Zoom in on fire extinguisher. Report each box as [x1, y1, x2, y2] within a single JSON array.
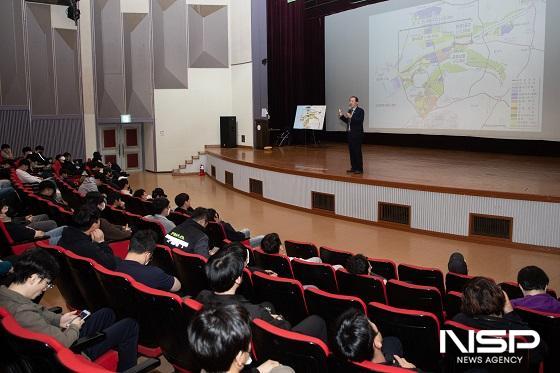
[[199, 164, 205, 176]]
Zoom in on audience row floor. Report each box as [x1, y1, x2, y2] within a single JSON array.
[[41, 171, 560, 372]]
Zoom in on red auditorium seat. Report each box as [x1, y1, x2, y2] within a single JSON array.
[[444, 291, 463, 320], [284, 240, 319, 259], [291, 258, 338, 293], [168, 211, 189, 225], [37, 242, 87, 310], [150, 244, 176, 276], [443, 320, 530, 373], [368, 257, 398, 280], [253, 249, 294, 278], [336, 268, 387, 304], [445, 272, 473, 293], [251, 318, 329, 373], [121, 195, 152, 216], [131, 282, 202, 373], [102, 205, 130, 226], [0, 308, 119, 372], [514, 306, 560, 373], [319, 245, 353, 266], [499, 281, 524, 300], [0, 220, 48, 256], [171, 248, 208, 297], [386, 279, 445, 322], [397, 263, 445, 294], [93, 264, 161, 358], [252, 271, 308, 325], [238, 268, 255, 301], [304, 287, 366, 327], [367, 302, 441, 372], [64, 250, 109, 311], [328, 356, 415, 372], [107, 240, 130, 259]]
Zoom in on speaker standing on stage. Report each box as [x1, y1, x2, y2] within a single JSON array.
[[339, 96, 364, 174]]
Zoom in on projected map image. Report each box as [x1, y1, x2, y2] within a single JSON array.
[[370, 0, 546, 131], [294, 105, 327, 130]]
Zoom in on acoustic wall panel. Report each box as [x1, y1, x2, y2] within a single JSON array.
[[53, 29, 81, 114], [123, 12, 153, 119], [93, 0, 125, 120], [188, 5, 229, 68], [26, 3, 56, 115], [0, 108, 31, 154], [152, 0, 188, 89], [30, 117, 85, 157], [0, 0, 27, 106]]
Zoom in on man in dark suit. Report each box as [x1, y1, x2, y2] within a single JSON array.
[[339, 96, 364, 174]]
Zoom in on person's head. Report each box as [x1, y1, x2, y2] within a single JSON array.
[[85, 191, 106, 211], [349, 96, 359, 108], [22, 147, 32, 156], [461, 277, 505, 317], [448, 252, 468, 275], [188, 304, 252, 373], [18, 158, 31, 170], [151, 187, 167, 199], [216, 242, 250, 267], [260, 233, 282, 254], [133, 188, 148, 200], [174, 192, 191, 210], [205, 247, 245, 293], [117, 178, 129, 191], [0, 199, 10, 217], [103, 167, 113, 177], [191, 207, 208, 227], [55, 154, 65, 162], [107, 192, 125, 209], [35, 145, 44, 154], [93, 151, 102, 160], [1, 144, 11, 151], [38, 180, 57, 197], [152, 197, 171, 216], [63, 152, 71, 160], [346, 254, 371, 276], [127, 230, 157, 265], [6, 248, 59, 299], [206, 208, 220, 223], [333, 309, 382, 362], [73, 205, 101, 233], [517, 266, 549, 295]]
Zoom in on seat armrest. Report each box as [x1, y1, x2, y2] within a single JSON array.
[[70, 332, 105, 353], [122, 358, 161, 373]]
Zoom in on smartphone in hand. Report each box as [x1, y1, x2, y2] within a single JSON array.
[[78, 310, 91, 321]]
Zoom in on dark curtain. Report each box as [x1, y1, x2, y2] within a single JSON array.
[[266, 0, 305, 130]]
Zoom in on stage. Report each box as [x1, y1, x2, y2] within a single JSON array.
[[204, 144, 560, 250]]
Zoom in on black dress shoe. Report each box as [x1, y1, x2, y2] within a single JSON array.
[[346, 169, 355, 173], [353, 170, 363, 174]]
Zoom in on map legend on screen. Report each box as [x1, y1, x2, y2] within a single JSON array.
[[510, 78, 540, 129]]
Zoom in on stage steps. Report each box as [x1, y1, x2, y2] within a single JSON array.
[[172, 151, 207, 176]]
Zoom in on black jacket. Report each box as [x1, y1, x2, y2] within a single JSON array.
[[339, 106, 365, 133], [58, 226, 118, 270], [222, 221, 246, 242], [196, 290, 291, 330], [165, 219, 209, 257]]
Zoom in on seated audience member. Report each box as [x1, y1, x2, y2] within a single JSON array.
[[0, 200, 57, 232], [188, 304, 291, 373], [165, 207, 212, 257], [151, 187, 167, 199], [346, 254, 373, 276], [61, 152, 80, 175], [207, 208, 264, 248], [21, 146, 34, 161], [102, 168, 120, 189], [89, 151, 105, 169], [30, 145, 50, 167], [448, 252, 468, 275], [0, 201, 64, 245], [37, 180, 72, 211], [453, 277, 545, 364], [78, 172, 101, 196], [107, 192, 126, 210], [118, 179, 132, 196], [133, 188, 151, 201], [58, 206, 118, 270], [15, 159, 42, 184], [511, 266, 560, 313], [144, 197, 176, 234], [1, 144, 14, 161], [0, 248, 139, 371], [116, 230, 181, 292], [196, 247, 328, 343], [174, 192, 194, 215], [52, 154, 64, 175], [85, 192, 131, 241], [260, 233, 321, 263], [333, 309, 416, 369]]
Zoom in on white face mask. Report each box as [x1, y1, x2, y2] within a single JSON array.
[[59, 156, 65, 161]]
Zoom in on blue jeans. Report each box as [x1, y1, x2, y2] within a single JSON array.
[[47, 226, 66, 245]]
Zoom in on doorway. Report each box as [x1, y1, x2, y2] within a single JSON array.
[[98, 124, 143, 172]]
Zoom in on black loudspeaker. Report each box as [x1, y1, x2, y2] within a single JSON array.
[[220, 116, 237, 148], [254, 119, 269, 149]]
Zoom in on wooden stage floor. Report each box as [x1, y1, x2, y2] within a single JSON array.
[[207, 144, 560, 201]]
